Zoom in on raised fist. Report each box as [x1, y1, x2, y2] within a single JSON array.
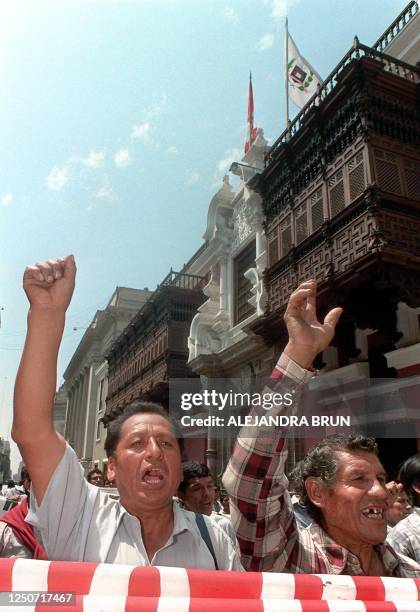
[[23, 255, 76, 312]]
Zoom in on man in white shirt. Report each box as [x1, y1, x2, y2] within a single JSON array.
[[13, 255, 242, 571]]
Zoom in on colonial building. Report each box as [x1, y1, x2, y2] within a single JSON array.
[[188, 1, 420, 478], [97, 2, 418, 481], [186, 131, 279, 477], [104, 268, 207, 460], [63, 286, 151, 472], [248, 1, 420, 477]]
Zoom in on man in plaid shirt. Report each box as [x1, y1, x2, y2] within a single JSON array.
[[223, 280, 420, 577]]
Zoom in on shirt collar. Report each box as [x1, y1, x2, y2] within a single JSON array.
[[172, 503, 205, 547], [116, 498, 201, 543], [308, 522, 400, 575]]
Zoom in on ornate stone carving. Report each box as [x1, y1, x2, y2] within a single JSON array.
[[244, 267, 267, 316], [231, 199, 254, 251], [188, 267, 225, 362]]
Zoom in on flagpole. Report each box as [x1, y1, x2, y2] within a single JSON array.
[[249, 70, 253, 140], [285, 17, 289, 131]]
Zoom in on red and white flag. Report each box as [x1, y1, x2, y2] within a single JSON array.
[[244, 72, 258, 154]]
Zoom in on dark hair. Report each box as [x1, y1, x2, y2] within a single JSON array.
[[288, 460, 304, 495], [20, 466, 30, 484], [178, 461, 211, 493], [293, 434, 379, 524], [7, 480, 15, 488], [398, 453, 420, 507], [104, 400, 185, 459], [87, 468, 104, 483]]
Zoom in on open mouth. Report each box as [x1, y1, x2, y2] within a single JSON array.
[[361, 507, 384, 520], [142, 467, 164, 485]]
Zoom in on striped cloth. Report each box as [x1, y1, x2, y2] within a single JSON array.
[[0, 559, 419, 611]]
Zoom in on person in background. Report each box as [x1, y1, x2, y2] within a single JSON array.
[[213, 486, 222, 513], [178, 461, 238, 546], [386, 482, 412, 529], [86, 468, 105, 487], [178, 462, 217, 517], [387, 453, 420, 563], [219, 492, 230, 517], [3, 480, 21, 511], [0, 467, 47, 559]]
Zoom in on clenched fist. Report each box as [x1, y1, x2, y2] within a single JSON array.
[[23, 255, 76, 312]]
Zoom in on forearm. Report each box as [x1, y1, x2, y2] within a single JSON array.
[[223, 354, 311, 570], [223, 434, 293, 572], [13, 307, 65, 443]]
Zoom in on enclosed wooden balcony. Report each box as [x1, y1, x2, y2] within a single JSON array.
[[105, 270, 206, 420], [248, 40, 419, 350]]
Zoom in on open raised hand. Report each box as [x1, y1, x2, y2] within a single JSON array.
[[23, 255, 76, 312], [284, 279, 342, 369]]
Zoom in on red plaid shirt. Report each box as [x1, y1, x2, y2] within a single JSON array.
[[223, 354, 420, 578]]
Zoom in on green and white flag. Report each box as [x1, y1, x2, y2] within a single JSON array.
[[287, 32, 322, 109]]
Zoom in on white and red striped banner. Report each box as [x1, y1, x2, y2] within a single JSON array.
[[0, 559, 419, 611]]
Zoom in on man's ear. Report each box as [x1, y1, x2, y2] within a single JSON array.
[[177, 489, 186, 503], [107, 456, 116, 482], [412, 482, 420, 495], [305, 477, 328, 510]]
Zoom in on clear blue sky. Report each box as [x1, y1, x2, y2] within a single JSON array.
[[0, 0, 409, 471]]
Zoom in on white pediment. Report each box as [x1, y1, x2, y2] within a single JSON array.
[[203, 175, 235, 242]]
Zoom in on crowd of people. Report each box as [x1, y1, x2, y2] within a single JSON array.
[[3, 255, 419, 578]]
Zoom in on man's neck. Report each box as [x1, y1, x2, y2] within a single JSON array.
[[136, 503, 175, 561], [323, 524, 384, 575]]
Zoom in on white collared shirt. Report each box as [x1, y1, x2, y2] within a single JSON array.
[[26, 445, 243, 570]]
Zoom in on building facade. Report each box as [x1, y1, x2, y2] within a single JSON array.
[[104, 269, 207, 461], [63, 287, 151, 472], [187, 1, 420, 478], [248, 2, 420, 477], [95, 3, 419, 481], [186, 131, 282, 478]]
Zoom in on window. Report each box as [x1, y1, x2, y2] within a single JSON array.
[[295, 204, 308, 244], [96, 417, 102, 442], [234, 240, 256, 325], [310, 187, 324, 231], [280, 218, 292, 256]]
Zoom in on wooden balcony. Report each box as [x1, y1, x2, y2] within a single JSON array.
[[105, 271, 206, 419], [247, 42, 419, 354]]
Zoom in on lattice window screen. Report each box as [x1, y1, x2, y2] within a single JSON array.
[[311, 187, 324, 230], [403, 158, 420, 201], [295, 203, 308, 244], [268, 229, 279, 266], [348, 151, 366, 202], [280, 219, 292, 257], [329, 170, 345, 217], [374, 148, 402, 195]]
